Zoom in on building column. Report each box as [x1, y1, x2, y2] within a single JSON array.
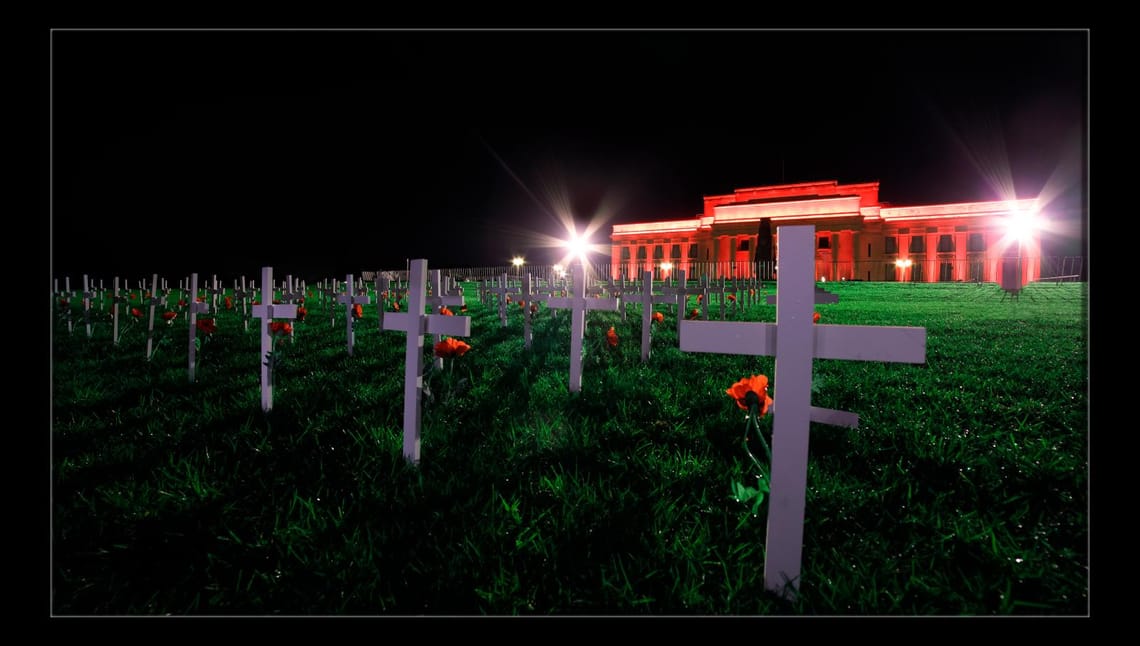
[[838, 230, 854, 280], [953, 231, 968, 281], [925, 231, 939, 283]]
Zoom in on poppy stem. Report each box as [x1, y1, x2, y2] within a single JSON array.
[[743, 404, 772, 476]]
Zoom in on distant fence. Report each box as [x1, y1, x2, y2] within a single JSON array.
[[366, 256, 1087, 285]]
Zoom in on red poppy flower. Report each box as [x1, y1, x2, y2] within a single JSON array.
[[530, 303, 538, 314], [196, 296, 206, 303], [196, 318, 217, 335], [130, 293, 138, 300], [253, 300, 261, 306], [58, 298, 69, 307], [813, 311, 821, 324], [162, 311, 178, 322], [726, 374, 773, 416], [727, 293, 736, 302], [688, 308, 700, 320], [392, 301, 401, 312], [308, 290, 314, 298], [131, 307, 142, 319], [440, 306, 454, 316], [505, 295, 512, 304], [273, 299, 282, 305], [177, 299, 186, 307], [297, 306, 307, 321], [224, 296, 234, 310], [652, 311, 664, 324], [433, 337, 471, 358], [269, 321, 293, 336], [749, 288, 756, 296], [519, 300, 526, 309], [697, 294, 703, 303], [380, 291, 389, 299], [606, 326, 618, 348], [297, 297, 304, 305], [460, 304, 468, 313], [353, 303, 363, 319]]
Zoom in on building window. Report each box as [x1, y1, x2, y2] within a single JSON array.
[[653, 245, 664, 259], [818, 236, 830, 250], [967, 233, 986, 252], [885, 236, 898, 254], [671, 244, 682, 258], [738, 239, 750, 251], [911, 262, 924, 282], [909, 237, 925, 253], [636, 247, 647, 260], [939, 262, 954, 282], [620, 247, 631, 260], [884, 263, 896, 282], [689, 244, 699, 259], [867, 243, 872, 258], [937, 235, 954, 253], [969, 261, 984, 282]]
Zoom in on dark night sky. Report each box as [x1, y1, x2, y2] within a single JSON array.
[[49, 29, 1088, 282]]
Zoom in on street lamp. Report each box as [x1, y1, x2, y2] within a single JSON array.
[[512, 256, 525, 277]]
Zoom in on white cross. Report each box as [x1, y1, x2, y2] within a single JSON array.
[[679, 225, 927, 600], [251, 266, 299, 412], [81, 274, 96, 338], [336, 274, 371, 356], [63, 276, 74, 334], [111, 277, 124, 346], [766, 286, 838, 306], [426, 269, 466, 370], [382, 259, 472, 464], [487, 274, 520, 328], [144, 274, 167, 361], [602, 276, 631, 322], [187, 273, 212, 383], [628, 270, 678, 363], [663, 269, 708, 335], [374, 273, 393, 333], [544, 263, 620, 392]]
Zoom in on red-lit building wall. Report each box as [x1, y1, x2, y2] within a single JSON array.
[[610, 180, 1041, 285]]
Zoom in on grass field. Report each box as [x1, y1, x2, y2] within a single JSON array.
[[50, 279, 1088, 615]]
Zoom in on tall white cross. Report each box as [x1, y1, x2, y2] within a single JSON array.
[[250, 267, 299, 412], [382, 259, 472, 464], [544, 263, 620, 392], [679, 225, 927, 600], [337, 274, 371, 357], [187, 273, 212, 383]]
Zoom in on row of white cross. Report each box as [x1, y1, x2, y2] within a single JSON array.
[[54, 225, 926, 599]]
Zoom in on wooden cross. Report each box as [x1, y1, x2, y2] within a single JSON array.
[[382, 259, 472, 464], [187, 273, 212, 383], [426, 269, 466, 370], [250, 266, 299, 412], [544, 263, 620, 392], [336, 274, 371, 357], [602, 276, 631, 322], [679, 225, 927, 600]]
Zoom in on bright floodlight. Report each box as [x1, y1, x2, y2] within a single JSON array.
[[660, 261, 673, 271], [552, 264, 563, 274], [1005, 209, 1038, 244], [512, 256, 525, 267], [894, 258, 912, 268], [565, 235, 588, 259]]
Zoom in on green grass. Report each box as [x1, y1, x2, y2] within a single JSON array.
[[51, 280, 1088, 615]]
